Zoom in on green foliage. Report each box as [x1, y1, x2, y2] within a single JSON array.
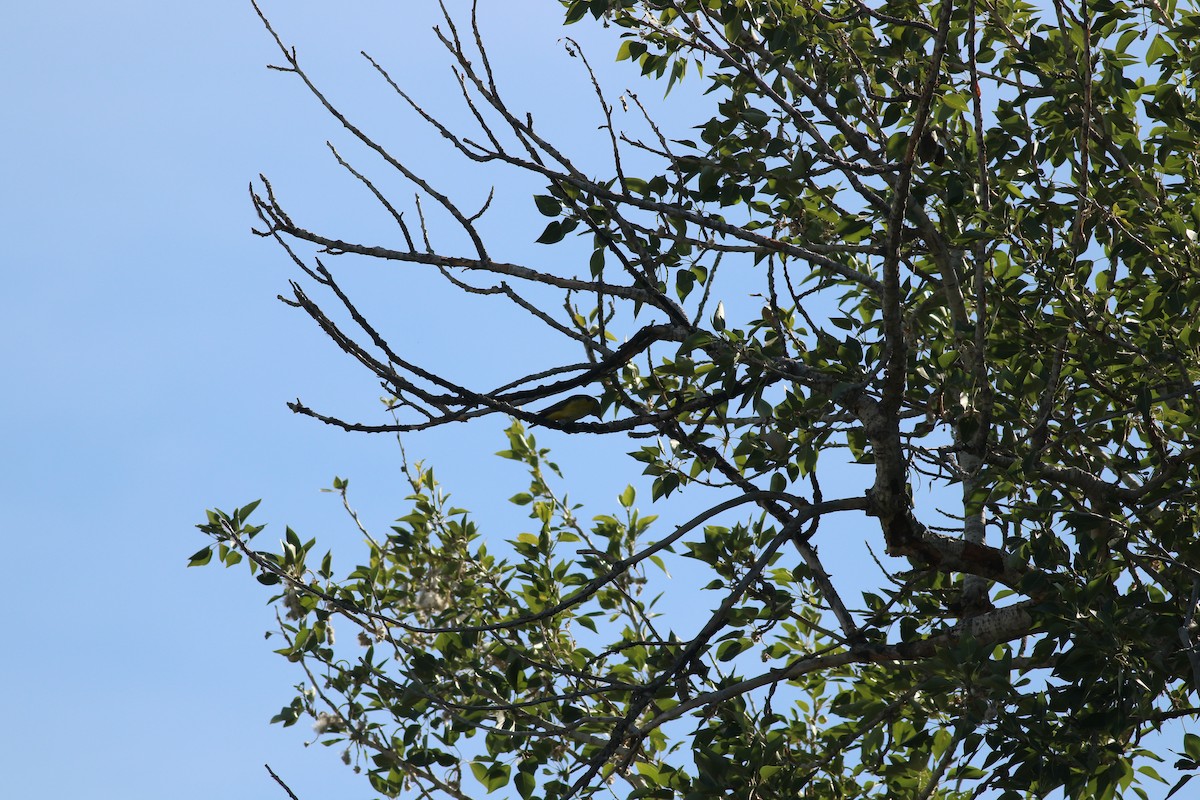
[[202, 0, 1200, 798]]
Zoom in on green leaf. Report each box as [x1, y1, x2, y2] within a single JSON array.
[[470, 762, 511, 793], [943, 92, 970, 113], [1167, 774, 1195, 799], [1184, 733, 1200, 760], [675, 268, 695, 300], [616, 40, 647, 62], [1146, 33, 1177, 64], [1138, 765, 1166, 783], [536, 220, 566, 244], [716, 637, 749, 661], [514, 770, 536, 800], [619, 485, 636, 507], [236, 499, 262, 523], [742, 107, 770, 128], [711, 300, 726, 332], [533, 195, 562, 216], [187, 546, 213, 567]]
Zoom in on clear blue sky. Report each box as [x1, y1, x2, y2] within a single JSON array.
[[1, 2, 682, 797]]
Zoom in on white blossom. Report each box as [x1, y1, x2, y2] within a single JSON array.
[[312, 711, 346, 734]]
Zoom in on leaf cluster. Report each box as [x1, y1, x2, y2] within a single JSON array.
[[200, 0, 1200, 797]]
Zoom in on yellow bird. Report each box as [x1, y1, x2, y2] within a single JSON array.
[[537, 394, 601, 423]]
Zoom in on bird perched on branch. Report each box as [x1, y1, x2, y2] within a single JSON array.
[[536, 394, 601, 423]]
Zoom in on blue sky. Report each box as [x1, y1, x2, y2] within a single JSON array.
[[1, 2, 679, 797]]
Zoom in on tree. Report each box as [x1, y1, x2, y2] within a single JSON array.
[[193, 0, 1200, 797]]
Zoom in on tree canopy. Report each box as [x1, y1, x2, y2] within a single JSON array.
[[195, 0, 1200, 797]]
